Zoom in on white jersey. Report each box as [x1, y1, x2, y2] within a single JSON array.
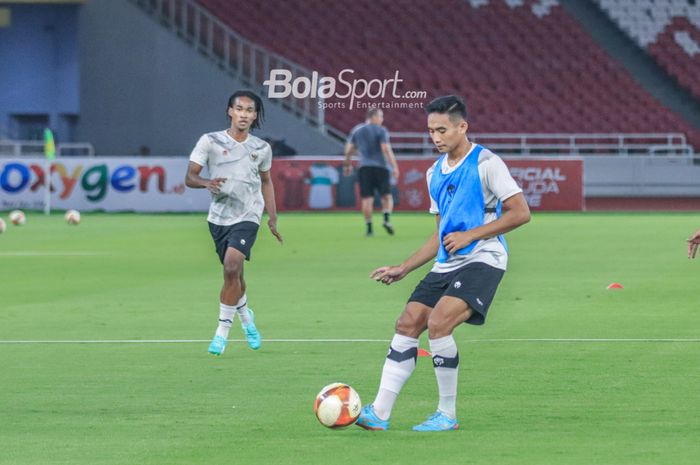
[[427, 144, 522, 273], [308, 163, 339, 209], [189, 130, 272, 226]]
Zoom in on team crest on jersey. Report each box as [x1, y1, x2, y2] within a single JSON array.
[[251, 152, 259, 161]]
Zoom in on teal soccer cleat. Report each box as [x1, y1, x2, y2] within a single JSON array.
[[208, 335, 227, 356], [242, 309, 261, 350], [355, 405, 389, 431], [412, 411, 459, 432]]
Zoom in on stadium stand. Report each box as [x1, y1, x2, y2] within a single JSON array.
[[596, 0, 700, 100], [196, 0, 700, 149]]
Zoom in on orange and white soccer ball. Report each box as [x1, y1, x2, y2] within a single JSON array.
[[65, 209, 81, 225], [314, 383, 361, 428], [9, 210, 25, 226], [0, 218, 6, 234]]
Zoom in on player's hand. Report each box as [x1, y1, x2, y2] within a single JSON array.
[[370, 265, 407, 285], [443, 231, 476, 254], [268, 218, 283, 244], [207, 177, 227, 195], [687, 228, 700, 259], [392, 167, 400, 180], [343, 162, 353, 176]]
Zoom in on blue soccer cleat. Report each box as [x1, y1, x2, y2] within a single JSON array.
[[208, 335, 227, 356], [355, 404, 390, 431], [412, 411, 459, 432], [242, 309, 261, 350]]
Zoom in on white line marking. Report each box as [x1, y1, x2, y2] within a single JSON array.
[[0, 252, 108, 257], [0, 338, 699, 345], [0, 339, 390, 344], [464, 338, 700, 343]]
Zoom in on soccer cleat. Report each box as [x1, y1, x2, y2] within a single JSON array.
[[355, 404, 389, 431], [382, 222, 395, 235], [208, 335, 227, 356], [412, 411, 459, 432], [242, 309, 261, 350]]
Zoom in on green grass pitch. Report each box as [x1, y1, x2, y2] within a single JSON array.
[[1, 211, 699, 465]]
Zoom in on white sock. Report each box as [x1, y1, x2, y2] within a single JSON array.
[[429, 335, 459, 419], [373, 334, 419, 420], [215, 302, 236, 339], [236, 293, 251, 326]]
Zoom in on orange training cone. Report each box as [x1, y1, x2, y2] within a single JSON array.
[[417, 348, 432, 357], [607, 282, 624, 289]]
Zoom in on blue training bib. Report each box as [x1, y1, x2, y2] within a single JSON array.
[[428, 145, 506, 263]]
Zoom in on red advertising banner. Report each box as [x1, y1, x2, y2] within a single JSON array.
[[505, 158, 584, 211], [271, 157, 583, 212]]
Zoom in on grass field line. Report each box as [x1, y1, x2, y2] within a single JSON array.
[[0, 251, 109, 257], [1, 338, 700, 345]]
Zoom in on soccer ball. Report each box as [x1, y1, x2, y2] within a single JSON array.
[[0, 218, 5, 234], [314, 383, 361, 428], [65, 209, 81, 225], [9, 210, 26, 226]]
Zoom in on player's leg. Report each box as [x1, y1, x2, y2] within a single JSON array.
[[357, 272, 447, 430], [236, 270, 250, 325], [220, 246, 246, 306], [226, 221, 261, 350], [357, 167, 375, 236], [379, 168, 394, 235], [235, 268, 261, 350], [374, 302, 430, 415], [356, 302, 430, 430], [209, 246, 246, 355], [208, 222, 261, 355], [414, 263, 505, 431], [361, 197, 373, 235], [412, 296, 470, 431]]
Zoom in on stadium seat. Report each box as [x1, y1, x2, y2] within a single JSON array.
[[597, 0, 700, 102], [196, 0, 700, 148]]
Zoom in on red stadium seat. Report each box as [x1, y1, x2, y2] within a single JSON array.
[[598, 1, 700, 102], [196, 0, 700, 148]]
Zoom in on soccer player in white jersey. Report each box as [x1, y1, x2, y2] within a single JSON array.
[[185, 90, 283, 356], [356, 95, 531, 432]]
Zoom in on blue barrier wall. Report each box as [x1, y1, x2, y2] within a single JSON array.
[[0, 4, 79, 142]]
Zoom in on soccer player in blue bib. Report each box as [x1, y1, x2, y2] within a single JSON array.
[[357, 95, 531, 432]]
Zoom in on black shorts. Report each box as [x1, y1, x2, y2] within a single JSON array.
[[407, 262, 505, 325], [208, 221, 259, 263], [358, 166, 391, 198]]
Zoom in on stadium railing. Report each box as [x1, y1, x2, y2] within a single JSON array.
[[388, 132, 693, 156], [0, 140, 95, 157], [128, 0, 327, 131]]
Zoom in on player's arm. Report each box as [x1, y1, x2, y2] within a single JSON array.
[[343, 142, 356, 175], [185, 161, 227, 194], [688, 228, 700, 259], [443, 193, 530, 254], [260, 169, 283, 243], [371, 215, 441, 285], [381, 142, 400, 179]]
